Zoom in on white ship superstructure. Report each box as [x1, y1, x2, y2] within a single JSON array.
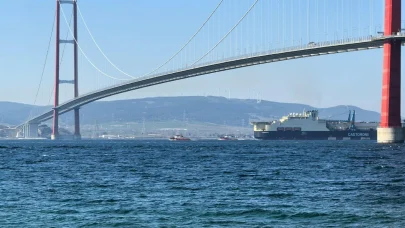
[[254, 110, 328, 131]]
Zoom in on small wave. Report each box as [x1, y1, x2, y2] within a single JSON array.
[[91, 183, 114, 188], [202, 208, 285, 217], [112, 208, 133, 215], [290, 211, 329, 218], [0, 146, 23, 149], [58, 198, 84, 203], [265, 193, 294, 198], [391, 178, 404, 183], [206, 220, 247, 225], [24, 159, 49, 165], [170, 186, 204, 191], [46, 188, 57, 193], [44, 145, 89, 149], [238, 173, 257, 178], [87, 199, 120, 204], [374, 165, 395, 170], [41, 209, 80, 215]]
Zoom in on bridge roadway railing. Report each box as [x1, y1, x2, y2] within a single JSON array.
[[21, 34, 405, 126], [114, 33, 401, 85]]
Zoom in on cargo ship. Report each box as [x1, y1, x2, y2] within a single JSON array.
[[251, 110, 378, 140]]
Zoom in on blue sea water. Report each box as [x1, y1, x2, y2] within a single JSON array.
[[0, 140, 404, 227]]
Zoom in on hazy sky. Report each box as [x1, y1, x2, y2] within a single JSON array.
[[0, 0, 404, 115]]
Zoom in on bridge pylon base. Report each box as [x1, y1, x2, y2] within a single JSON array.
[[73, 134, 81, 140], [24, 123, 39, 139], [51, 134, 59, 140], [377, 127, 404, 143]]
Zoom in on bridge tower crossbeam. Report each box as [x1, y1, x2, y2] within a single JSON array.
[[51, 0, 81, 140], [377, 0, 403, 143]]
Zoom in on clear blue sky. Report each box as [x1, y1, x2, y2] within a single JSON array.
[[0, 0, 404, 115]]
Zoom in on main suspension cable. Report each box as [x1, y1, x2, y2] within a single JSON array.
[[32, 12, 56, 107], [191, 0, 260, 66], [60, 4, 129, 81], [141, 0, 225, 77], [77, 4, 136, 79]]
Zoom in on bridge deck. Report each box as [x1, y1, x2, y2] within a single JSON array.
[[20, 34, 405, 127]]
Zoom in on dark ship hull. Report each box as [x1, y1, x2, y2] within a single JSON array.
[[254, 130, 377, 140]]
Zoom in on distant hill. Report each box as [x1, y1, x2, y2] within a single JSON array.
[[58, 96, 380, 126], [0, 96, 380, 126], [0, 102, 50, 126]]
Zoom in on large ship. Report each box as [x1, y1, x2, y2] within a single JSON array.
[[251, 110, 378, 140]]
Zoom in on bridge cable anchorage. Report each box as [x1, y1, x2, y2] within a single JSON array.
[[140, 0, 224, 77], [77, 4, 136, 79], [59, 4, 130, 81], [191, 0, 260, 66]]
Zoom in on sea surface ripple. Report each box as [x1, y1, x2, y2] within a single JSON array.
[[0, 140, 404, 227]]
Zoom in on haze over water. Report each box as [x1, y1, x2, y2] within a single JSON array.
[[1, 140, 404, 227]]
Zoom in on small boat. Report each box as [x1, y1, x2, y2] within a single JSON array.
[[169, 134, 191, 141], [218, 135, 238, 141]]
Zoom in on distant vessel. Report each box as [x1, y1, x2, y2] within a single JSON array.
[[251, 110, 378, 140], [218, 135, 238, 141], [169, 134, 191, 141]]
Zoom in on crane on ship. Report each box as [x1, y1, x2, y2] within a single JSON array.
[[349, 110, 356, 130]]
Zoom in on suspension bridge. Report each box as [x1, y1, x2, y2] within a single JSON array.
[[13, 0, 405, 143]]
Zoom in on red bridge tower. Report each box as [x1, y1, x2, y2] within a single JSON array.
[[51, 0, 81, 140], [378, 0, 403, 143]]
